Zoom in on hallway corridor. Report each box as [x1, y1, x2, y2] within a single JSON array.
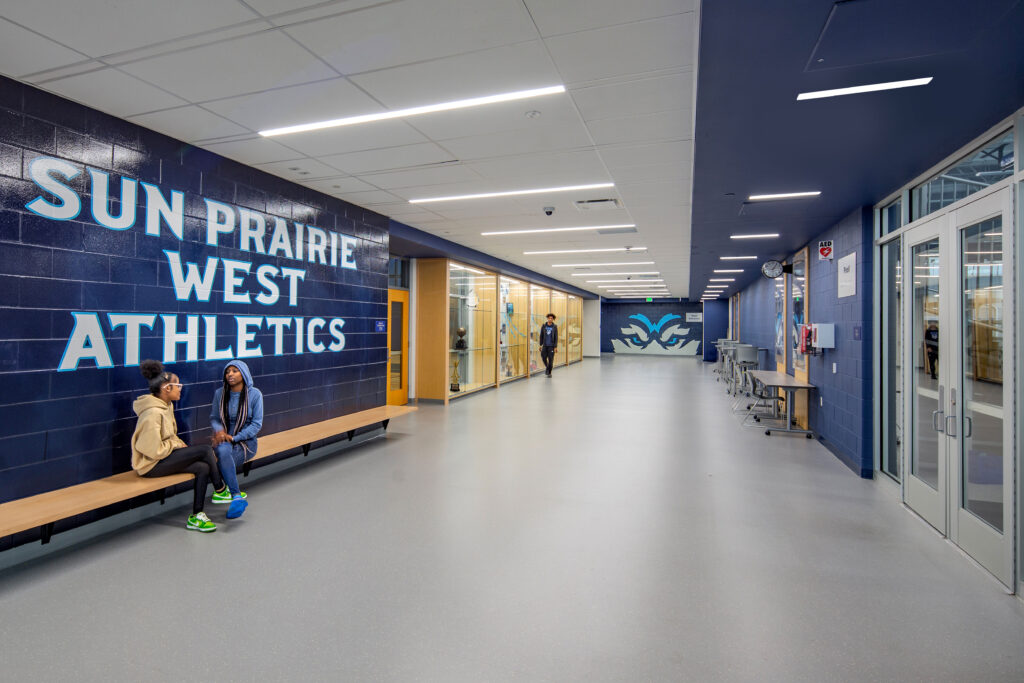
[[1, 356, 1023, 681]]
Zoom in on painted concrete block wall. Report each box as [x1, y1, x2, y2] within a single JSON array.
[[583, 298, 601, 356], [805, 207, 874, 477], [0, 77, 389, 523], [601, 301, 703, 355], [702, 300, 728, 362], [738, 273, 778, 370]]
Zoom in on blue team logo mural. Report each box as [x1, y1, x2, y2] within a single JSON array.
[[610, 313, 701, 355]]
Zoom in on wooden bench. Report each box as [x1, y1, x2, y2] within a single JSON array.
[[0, 404, 416, 544]]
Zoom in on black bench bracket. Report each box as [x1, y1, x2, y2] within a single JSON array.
[[382, 419, 390, 431], [242, 461, 252, 477], [40, 522, 54, 545], [347, 429, 355, 441], [302, 444, 311, 457]]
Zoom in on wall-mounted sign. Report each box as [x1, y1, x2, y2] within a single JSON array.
[[838, 252, 856, 298], [818, 240, 834, 260], [685, 312, 703, 322], [375, 320, 387, 333]]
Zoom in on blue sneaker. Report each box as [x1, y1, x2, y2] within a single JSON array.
[[226, 495, 248, 519]]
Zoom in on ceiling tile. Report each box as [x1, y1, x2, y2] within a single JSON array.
[[284, 0, 537, 75], [129, 105, 249, 141], [544, 13, 695, 83], [336, 189, 403, 206], [0, 0, 258, 56], [598, 140, 692, 170], [301, 176, 378, 194], [120, 31, 337, 102], [610, 162, 691, 185], [524, 0, 695, 37], [0, 18, 88, 78], [253, 158, 343, 181], [438, 122, 593, 161], [270, 119, 430, 158], [409, 95, 582, 142], [318, 142, 455, 174], [202, 137, 302, 165], [465, 150, 609, 186], [572, 72, 692, 121], [202, 77, 383, 132], [263, 0, 387, 24], [43, 68, 188, 117], [357, 164, 482, 190], [586, 109, 691, 145], [350, 41, 561, 109]]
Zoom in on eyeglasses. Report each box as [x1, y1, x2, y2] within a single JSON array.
[[165, 383, 183, 389]]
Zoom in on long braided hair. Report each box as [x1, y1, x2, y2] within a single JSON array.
[[219, 365, 249, 439]]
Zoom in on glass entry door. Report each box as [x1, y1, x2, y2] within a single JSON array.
[[387, 289, 409, 406], [902, 188, 1014, 588]]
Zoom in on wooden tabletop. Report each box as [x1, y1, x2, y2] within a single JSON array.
[[748, 370, 815, 389]]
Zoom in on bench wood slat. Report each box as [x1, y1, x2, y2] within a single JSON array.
[[0, 405, 416, 539]]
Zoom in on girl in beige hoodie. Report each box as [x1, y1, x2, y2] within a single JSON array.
[[132, 360, 228, 532]]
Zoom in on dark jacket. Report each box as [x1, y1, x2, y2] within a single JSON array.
[[539, 323, 558, 348]]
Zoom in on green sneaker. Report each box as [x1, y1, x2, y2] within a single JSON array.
[[186, 512, 216, 532], [212, 489, 247, 504]]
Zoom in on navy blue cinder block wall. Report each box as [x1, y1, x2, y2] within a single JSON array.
[[702, 300, 728, 362], [734, 206, 873, 477], [806, 207, 874, 478], [0, 76, 389, 513]]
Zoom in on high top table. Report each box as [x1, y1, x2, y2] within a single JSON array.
[[747, 370, 815, 438]]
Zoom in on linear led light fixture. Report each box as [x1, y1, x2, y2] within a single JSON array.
[[747, 192, 821, 201], [260, 85, 565, 136], [709, 278, 735, 282], [482, 224, 634, 236], [714, 269, 744, 273], [524, 247, 646, 255], [449, 264, 485, 275], [570, 271, 659, 277], [796, 77, 932, 101], [730, 233, 779, 239], [720, 256, 758, 260], [552, 261, 655, 268], [411, 181, 612, 204], [586, 279, 663, 283], [600, 285, 669, 289]]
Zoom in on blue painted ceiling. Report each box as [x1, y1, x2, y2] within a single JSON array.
[[689, 0, 1024, 297]]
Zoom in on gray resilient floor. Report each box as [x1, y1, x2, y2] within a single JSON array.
[[1, 355, 1023, 682]]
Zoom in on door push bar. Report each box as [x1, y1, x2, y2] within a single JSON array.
[[932, 385, 945, 433]]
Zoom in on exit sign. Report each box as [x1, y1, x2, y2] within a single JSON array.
[[646, 297, 653, 302]]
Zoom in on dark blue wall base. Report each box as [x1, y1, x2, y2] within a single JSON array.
[[817, 436, 873, 479]]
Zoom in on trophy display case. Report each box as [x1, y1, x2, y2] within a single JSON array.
[[448, 262, 496, 396], [499, 276, 530, 381]]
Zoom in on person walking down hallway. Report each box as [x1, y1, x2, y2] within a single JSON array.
[[539, 313, 558, 377]]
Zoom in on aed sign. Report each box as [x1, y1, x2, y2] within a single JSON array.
[[818, 240, 834, 260]]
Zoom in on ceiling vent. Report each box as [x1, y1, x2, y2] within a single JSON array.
[[574, 198, 621, 211], [596, 226, 637, 235]]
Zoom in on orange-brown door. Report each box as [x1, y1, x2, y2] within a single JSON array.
[[387, 289, 410, 405]]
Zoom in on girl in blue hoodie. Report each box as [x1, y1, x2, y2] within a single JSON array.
[[210, 360, 264, 519]]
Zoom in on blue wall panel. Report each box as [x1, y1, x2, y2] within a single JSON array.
[[0, 76, 388, 507], [738, 274, 777, 370], [702, 301, 728, 362], [601, 301, 703, 355]]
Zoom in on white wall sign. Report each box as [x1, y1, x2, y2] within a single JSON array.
[[686, 312, 703, 322], [837, 252, 856, 298]]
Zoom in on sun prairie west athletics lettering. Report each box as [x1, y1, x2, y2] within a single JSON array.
[[24, 156, 359, 371]]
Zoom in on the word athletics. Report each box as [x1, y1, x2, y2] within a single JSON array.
[[24, 156, 366, 371]]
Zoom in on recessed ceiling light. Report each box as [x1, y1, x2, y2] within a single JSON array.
[[260, 85, 565, 136], [714, 269, 744, 273], [481, 224, 634, 236], [709, 278, 735, 282], [410, 182, 613, 204], [552, 261, 655, 268], [797, 77, 933, 101], [747, 192, 821, 201], [730, 233, 779, 239], [570, 271, 659, 276], [600, 284, 669, 289], [720, 256, 758, 260], [586, 279, 664, 283], [524, 247, 646, 255]]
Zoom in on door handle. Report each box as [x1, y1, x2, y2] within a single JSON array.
[[945, 414, 957, 438], [932, 410, 945, 433], [963, 416, 973, 439]]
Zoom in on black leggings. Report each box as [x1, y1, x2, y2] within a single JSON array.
[[142, 445, 224, 514]]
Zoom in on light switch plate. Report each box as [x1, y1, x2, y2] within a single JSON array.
[[832, 362, 837, 374]]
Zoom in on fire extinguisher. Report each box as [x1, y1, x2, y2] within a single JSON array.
[[799, 324, 813, 354]]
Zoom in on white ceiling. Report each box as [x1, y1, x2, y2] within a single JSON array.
[[0, 0, 697, 298]]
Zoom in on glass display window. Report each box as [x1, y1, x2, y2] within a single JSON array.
[[551, 290, 568, 367], [530, 286, 551, 375], [567, 295, 582, 362], [499, 276, 530, 381], [448, 262, 496, 396], [791, 250, 807, 373]]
